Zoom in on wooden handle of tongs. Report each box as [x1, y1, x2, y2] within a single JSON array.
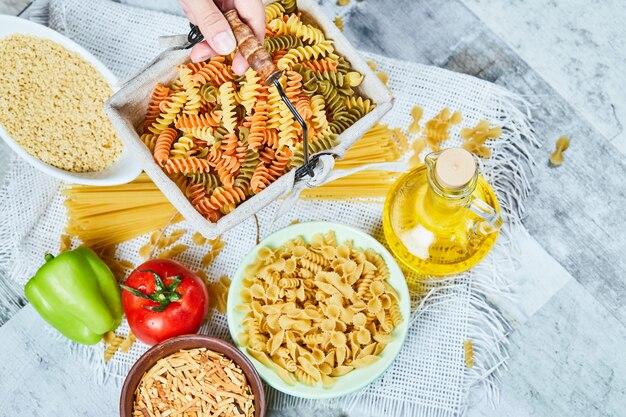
[[224, 9, 282, 85]]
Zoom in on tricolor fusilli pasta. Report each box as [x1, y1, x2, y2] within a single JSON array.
[[140, 0, 374, 222]]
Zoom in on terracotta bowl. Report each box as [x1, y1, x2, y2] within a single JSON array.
[[120, 335, 266, 417]]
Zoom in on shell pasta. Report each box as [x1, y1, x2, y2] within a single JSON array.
[[237, 230, 402, 386], [141, 0, 374, 222]]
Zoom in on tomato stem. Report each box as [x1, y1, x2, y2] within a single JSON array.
[[120, 269, 182, 312]]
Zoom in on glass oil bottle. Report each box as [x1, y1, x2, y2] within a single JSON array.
[[383, 148, 502, 276]]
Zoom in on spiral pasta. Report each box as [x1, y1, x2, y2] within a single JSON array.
[[199, 82, 218, 103], [154, 128, 178, 166], [247, 96, 269, 151], [176, 113, 219, 129], [140, 133, 158, 152], [329, 106, 370, 135], [239, 68, 262, 114], [205, 186, 247, 211], [318, 80, 345, 114], [141, 1, 373, 221], [143, 84, 170, 132], [188, 171, 220, 190], [310, 94, 329, 132], [169, 134, 195, 159], [191, 56, 234, 85], [277, 41, 335, 70], [218, 81, 238, 134], [265, 2, 285, 22], [149, 91, 186, 135], [234, 149, 260, 192], [290, 132, 339, 168], [280, 0, 297, 14], [163, 157, 212, 175], [179, 66, 202, 115], [264, 34, 302, 54], [301, 58, 339, 73]]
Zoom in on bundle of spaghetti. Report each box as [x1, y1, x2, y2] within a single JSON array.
[[334, 123, 407, 169], [301, 123, 408, 200], [63, 174, 180, 247], [300, 170, 400, 200]]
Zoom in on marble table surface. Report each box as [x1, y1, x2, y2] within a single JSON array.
[[0, 0, 625, 416]]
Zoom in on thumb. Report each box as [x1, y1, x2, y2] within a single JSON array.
[[186, 0, 237, 55]]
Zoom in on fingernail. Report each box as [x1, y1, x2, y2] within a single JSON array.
[[212, 31, 236, 55]]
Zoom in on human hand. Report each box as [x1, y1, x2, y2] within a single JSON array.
[[178, 0, 265, 75]]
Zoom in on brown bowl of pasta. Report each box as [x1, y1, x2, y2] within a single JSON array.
[[120, 335, 265, 417]]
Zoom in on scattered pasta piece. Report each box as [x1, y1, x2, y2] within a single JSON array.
[[549, 136, 569, 166], [408, 106, 423, 135], [157, 244, 189, 259], [422, 108, 462, 151], [334, 16, 344, 31], [408, 139, 427, 167], [94, 245, 133, 282], [119, 332, 136, 353], [202, 236, 226, 268], [290, 219, 300, 224], [192, 231, 207, 246], [464, 339, 475, 368], [138, 243, 153, 259], [366, 60, 377, 72], [208, 275, 231, 314], [460, 119, 502, 159], [337, 0, 350, 5], [138, 231, 160, 259], [102, 331, 117, 345], [156, 228, 185, 249], [104, 334, 124, 361], [195, 270, 210, 288], [377, 71, 389, 86], [59, 234, 72, 252], [108, 259, 135, 282], [237, 231, 402, 385], [465, 143, 492, 159]]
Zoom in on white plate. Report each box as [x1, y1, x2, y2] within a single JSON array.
[[0, 15, 141, 186], [227, 221, 411, 399]]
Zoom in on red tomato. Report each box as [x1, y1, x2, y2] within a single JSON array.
[[121, 259, 209, 346]]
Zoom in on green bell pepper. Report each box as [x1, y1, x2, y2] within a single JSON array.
[[24, 247, 123, 345]]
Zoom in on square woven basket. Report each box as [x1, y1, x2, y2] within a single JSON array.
[[105, 0, 393, 238]]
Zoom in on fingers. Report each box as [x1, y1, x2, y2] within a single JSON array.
[[180, 0, 265, 71], [234, 0, 266, 42], [230, 0, 265, 74], [190, 42, 218, 63], [231, 52, 250, 75], [184, 0, 237, 55], [177, 0, 190, 16]]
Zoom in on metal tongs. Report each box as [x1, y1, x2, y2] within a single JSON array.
[[186, 10, 315, 179]]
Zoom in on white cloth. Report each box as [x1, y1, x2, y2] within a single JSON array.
[[0, 1, 538, 416]]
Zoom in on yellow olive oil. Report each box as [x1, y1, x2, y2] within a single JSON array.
[[383, 150, 501, 276]]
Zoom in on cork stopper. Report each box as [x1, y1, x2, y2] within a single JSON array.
[[434, 148, 476, 189]]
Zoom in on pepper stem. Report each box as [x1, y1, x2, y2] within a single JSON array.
[[120, 270, 182, 313], [44, 253, 55, 263]]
